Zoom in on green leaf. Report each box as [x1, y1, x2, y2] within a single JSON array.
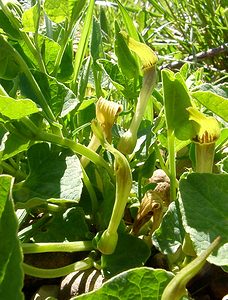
[[1, 131, 30, 160], [74, 267, 174, 300], [44, 0, 86, 23], [179, 173, 228, 266], [0, 175, 24, 299], [194, 83, 228, 98], [115, 0, 139, 41], [37, 35, 61, 74], [162, 69, 194, 140], [141, 149, 156, 178], [20, 71, 78, 117], [0, 10, 21, 39], [71, 0, 95, 90], [98, 59, 138, 100], [115, 22, 138, 79], [0, 96, 39, 122], [13, 143, 83, 202], [0, 36, 21, 80], [192, 91, 228, 122], [101, 232, 150, 278], [58, 39, 74, 80], [32, 207, 92, 242], [91, 17, 102, 64], [22, 3, 39, 33], [152, 201, 185, 255]]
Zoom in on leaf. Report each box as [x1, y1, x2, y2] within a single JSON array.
[[179, 173, 228, 266], [141, 148, 156, 178], [120, 31, 158, 69], [32, 207, 92, 242], [0, 96, 39, 122], [22, 3, 39, 33], [91, 17, 102, 64], [115, 0, 139, 41], [152, 201, 185, 255], [37, 35, 61, 74], [0, 175, 24, 300], [101, 232, 151, 278], [0, 36, 21, 80], [71, 0, 95, 88], [19, 71, 78, 117], [194, 82, 228, 98], [162, 69, 194, 140], [115, 23, 138, 79], [98, 59, 138, 100], [74, 267, 174, 300], [0, 10, 21, 39], [13, 143, 83, 202], [58, 39, 74, 80], [1, 131, 30, 160], [44, 0, 86, 23], [192, 91, 228, 122]]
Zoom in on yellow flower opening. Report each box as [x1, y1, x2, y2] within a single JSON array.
[[96, 97, 123, 142], [120, 31, 158, 71], [187, 107, 220, 144]]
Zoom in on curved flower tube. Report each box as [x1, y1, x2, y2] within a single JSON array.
[[92, 120, 132, 254], [118, 32, 158, 154]]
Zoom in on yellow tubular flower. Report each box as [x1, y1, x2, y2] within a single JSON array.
[[187, 107, 220, 144], [91, 120, 132, 255], [118, 32, 157, 154], [80, 98, 122, 168], [96, 97, 123, 142], [187, 107, 221, 173]]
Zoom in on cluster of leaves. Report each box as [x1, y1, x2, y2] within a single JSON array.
[[0, 0, 227, 299]]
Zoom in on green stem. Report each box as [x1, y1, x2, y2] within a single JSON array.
[[23, 257, 93, 278], [154, 142, 170, 176], [22, 241, 93, 254], [0, 161, 26, 181], [81, 166, 98, 213], [41, 132, 114, 180], [21, 118, 114, 181], [167, 130, 177, 201]]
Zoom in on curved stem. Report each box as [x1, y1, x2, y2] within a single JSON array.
[[22, 241, 93, 254], [40, 131, 114, 180], [23, 257, 93, 278], [21, 118, 114, 182]]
